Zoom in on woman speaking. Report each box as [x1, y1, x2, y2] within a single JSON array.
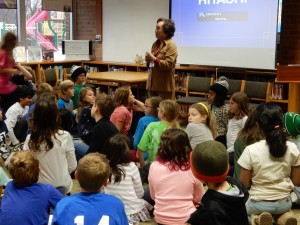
[[145, 18, 177, 100]]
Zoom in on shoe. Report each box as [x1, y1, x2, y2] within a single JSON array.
[[254, 212, 273, 225], [276, 212, 297, 225]]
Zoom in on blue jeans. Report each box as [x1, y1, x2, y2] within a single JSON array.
[[74, 140, 89, 161], [246, 196, 292, 223]]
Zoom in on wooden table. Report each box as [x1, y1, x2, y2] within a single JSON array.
[[86, 71, 148, 86]]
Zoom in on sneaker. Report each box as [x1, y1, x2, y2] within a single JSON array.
[[276, 212, 297, 225], [254, 212, 273, 225]]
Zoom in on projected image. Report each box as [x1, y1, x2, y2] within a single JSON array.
[[171, 0, 279, 69]]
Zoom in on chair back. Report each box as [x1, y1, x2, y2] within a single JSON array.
[[187, 76, 213, 96], [43, 69, 59, 86], [227, 79, 243, 96], [243, 80, 271, 101]]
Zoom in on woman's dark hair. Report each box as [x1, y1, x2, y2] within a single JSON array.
[[255, 102, 287, 158], [28, 93, 61, 152], [157, 18, 176, 39], [101, 134, 131, 183], [156, 128, 191, 171]]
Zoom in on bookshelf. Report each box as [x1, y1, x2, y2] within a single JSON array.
[[20, 61, 300, 113]]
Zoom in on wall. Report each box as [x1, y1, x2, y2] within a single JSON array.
[[279, 0, 300, 65], [76, 0, 300, 65], [75, 0, 102, 60]]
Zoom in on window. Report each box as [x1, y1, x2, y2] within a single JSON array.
[[0, 0, 73, 59]]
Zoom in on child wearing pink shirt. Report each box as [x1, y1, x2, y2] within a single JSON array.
[[148, 128, 204, 225], [110, 87, 144, 136]]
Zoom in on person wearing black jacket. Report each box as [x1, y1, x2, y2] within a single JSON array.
[[187, 140, 249, 225]]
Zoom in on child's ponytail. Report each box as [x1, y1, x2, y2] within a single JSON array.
[[256, 103, 287, 158]]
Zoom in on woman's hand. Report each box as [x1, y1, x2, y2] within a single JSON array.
[[145, 51, 155, 61]]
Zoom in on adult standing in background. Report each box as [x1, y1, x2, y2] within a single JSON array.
[[145, 18, 177, 100]]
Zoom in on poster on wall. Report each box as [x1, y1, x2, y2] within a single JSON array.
[[42, 0, 72, 12]]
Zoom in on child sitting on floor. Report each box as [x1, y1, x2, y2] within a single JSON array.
[[149, 128, 204, 225], [57, 80, 75, 112], [51, 152, 128, 225], [185, 102, 216, 149], [103, 134, 153, 224], [187, 140, 249, 225], [0, 151, 63, 225]]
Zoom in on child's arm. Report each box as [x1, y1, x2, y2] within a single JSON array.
[[138, 150, 145, 167], [193, 179, 204, 205], [64, 133, 77, 174], [4, 112, 19, 145], [239, 168, 251, 188], [291, 165, 300, 186], [132, 99, 145, 112], [0, 68, 19, 75], [131, 163, 144, 198], [14, 63, 32, 81]]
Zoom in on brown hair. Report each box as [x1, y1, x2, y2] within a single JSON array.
[[157, 128, 191, 171], [28, 93, 60, 152], [95, 93, 115, 118], [147, 96, 162, 117], [9, 151, 39, 187], [190, 102, 217, 138], [77, 153, 110, 192], [159, 100, 180, 128], [113, 87, 130, 107], [1, 32, 17, 52], [77, 87, 95, 119], [36, 83, 53, 96], [238, 109, 263, 146], [60, 80, 74, 95], [102, 134, 131, 183], [228, 92, 249, 119]]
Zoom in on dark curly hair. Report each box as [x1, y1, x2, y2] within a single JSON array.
[[157, 18, 176, 38], [156, 128, 191, 171]]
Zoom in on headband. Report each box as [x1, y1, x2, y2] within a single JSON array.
[[190, 152, 229, 183], [197, 102, 209, 114]]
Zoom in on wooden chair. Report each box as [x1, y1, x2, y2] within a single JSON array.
[[176, 76, 214, 116], [42, 68, 61, 98], [242, 80, 271, 109], [63, 67, 72, 80]]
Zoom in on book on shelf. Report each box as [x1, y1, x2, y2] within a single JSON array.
[[13, 46, 27, 62], [27, 46, 42, 62], [42, 50, 54, 62], [270, 82, 286, 100]]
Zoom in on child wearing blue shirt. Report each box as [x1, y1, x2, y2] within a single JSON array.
[[51, 153, 128, 225], [0, 151, 63, 225]]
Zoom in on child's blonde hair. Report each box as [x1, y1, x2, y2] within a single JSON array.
[[36, 83, 53, 96], [190, 102, 217, 138], [8, 151, 39, 187], [159, 100, 180, 128], [229, 92, 249, 119], [77, 153, 111, 192], [60, 80, 74, 94]]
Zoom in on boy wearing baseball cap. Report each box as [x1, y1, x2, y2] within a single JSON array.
[[186, 140, 249, 225]]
